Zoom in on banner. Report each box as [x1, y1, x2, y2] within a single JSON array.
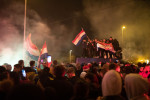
[[97, 42, 115, 53]]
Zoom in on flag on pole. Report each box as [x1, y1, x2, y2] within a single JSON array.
[[40, 41, 48, 60], [72, 29, 86, 46], [25, 34, 40, 61], [37, 41, 48, 68]]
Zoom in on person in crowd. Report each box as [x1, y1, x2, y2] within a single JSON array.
[[53, 65, 66, 79], [112, 38, 122, 59], [109, 63, 117, 70], [83, 65, 90, 72], [75, 63, 82, 77], [137, 62, 142, 69], [93, 39, 98, 57], [71, 79, 89, 100], [80, 72, 87, 79], [101, 70, 125, 100], [3, 64, 12, 72], [53, 60, 58, 67], [22, 61, 37, 83], [9, 72, 20, 85], [101, 39, 106, 58], [0, 79, 14, 100], [103, 64, 109, 71], [45, 65, 73, 100], [105, 39, 110, 59], [109, 37, 113, 43], [85, 72, 99, 100], [13, 64, 22, 73], [99, 63, 109, 85], [125, 74, 150, 100], [0, 66, 8, 81], [90, 40, 95, 57], [50, 60, 58, 75], [18, 60, 24, 68], [109, 37, 114, 58], [90, 65, 101, 85], [1, 57, 150, 100], [44, 87, 56, 100], [13, 64, 27, 81], [85, 72, 99, 88], [7, 83, 45, 100], [82, 40, 87, 57], [66, 67, 78, 85], [97, 39, 103, 58], [43, 67, 54, 79], [87, 40, 92, 58], [29, 60, 36, 72], [37, 67, 54, 89]]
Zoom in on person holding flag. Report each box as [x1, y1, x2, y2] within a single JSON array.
[[72, 28, 88, 58], [82, 39, 87, 57], [40, 41, 48, 60]]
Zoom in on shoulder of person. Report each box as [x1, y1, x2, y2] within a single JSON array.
[[97, 96, 104, 100]]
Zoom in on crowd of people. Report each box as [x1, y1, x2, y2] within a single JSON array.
[[82, 37, 122, 59], [0, 59, 150, 100]]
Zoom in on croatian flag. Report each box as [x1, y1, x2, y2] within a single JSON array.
[[97, 42, 105, 49], [40, 41, 48, 60], [105, 43, 116, 53], [25, 34, 40, 61], [72, 29, 86, 46]]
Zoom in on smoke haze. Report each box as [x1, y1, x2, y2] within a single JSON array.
[[83, 0, 150, 61], [0, 1, 78, 67], [0, 0, 150, 68]]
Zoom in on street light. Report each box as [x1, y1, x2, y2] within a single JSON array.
[[69, 50, 72, 63], [122, 26, 125, 59], [122, 26, 125, 47]]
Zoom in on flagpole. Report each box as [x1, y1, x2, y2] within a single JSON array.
[[81, 27, 91, 41], [86, 35, 91, 41], [23, 0, 27, 60]]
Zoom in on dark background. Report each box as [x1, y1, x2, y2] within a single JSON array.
[[0, 0, 150, 63]]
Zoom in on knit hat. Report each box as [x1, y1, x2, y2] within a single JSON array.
[[102, 70, 122, 96]]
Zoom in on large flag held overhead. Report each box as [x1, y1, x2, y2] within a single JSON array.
[[72, 29, 86, 46], [97, 42, 105, 50], [25, 34, 40, 61], [105, 43, 115, 53], [97, 42, 116, 53]]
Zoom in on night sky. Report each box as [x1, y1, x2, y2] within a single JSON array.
[[0, 0, 150, 63]]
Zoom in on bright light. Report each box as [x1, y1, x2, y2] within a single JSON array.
[[146, 60, 149, 64], [47, 56, 51, 63], [137, 58, 149, 64], [122, 26, 126, 29], [140, 60, 144, 62], [0, 48, 23, 71]]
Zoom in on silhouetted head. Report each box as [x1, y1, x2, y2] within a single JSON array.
[[8, 83, 45, 100], [30, 60, 35, 68], [13, 64, 22, 72], [18, 60, 24, 67], [54, 65, 65, 78]]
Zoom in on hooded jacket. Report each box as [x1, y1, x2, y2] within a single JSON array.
[[125, 74, 149, 100]]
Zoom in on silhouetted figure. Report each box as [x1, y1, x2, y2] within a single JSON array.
[[7, 83, 45, 100], [72, 79, 89, 100], [82, 40, 87, 57], [45, 65, 73, 100]]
